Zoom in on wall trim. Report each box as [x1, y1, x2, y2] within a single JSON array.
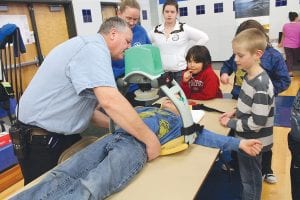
[[1, 0, 72, 4]]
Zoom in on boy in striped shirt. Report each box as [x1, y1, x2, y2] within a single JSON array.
[[219, 28, 274, 200]]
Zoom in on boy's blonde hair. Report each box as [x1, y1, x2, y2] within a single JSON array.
[[232, 28, 267, 54], [119, 0, 140, 13]]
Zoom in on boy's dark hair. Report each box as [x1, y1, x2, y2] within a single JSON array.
[[289, 12, 299, 22], [235, 19, 270, 44], [163, 0, 178, 13], [185, 45, 211, 70]]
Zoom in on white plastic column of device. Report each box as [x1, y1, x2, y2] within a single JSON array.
[[160, 80, 197, 144]]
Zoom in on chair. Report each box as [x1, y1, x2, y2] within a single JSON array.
[[58, 136, 98, 164]]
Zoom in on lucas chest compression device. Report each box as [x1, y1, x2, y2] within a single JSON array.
[[117, 45, 203, 146]]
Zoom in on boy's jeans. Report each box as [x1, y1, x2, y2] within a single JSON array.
[[11, 129, 240, 200], [288, 133, 300, 200], [11, 132, 147, 200], [238, 151, 262, 200]]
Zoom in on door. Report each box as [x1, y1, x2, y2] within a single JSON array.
[[33, 3, 69, 56], [101, 3, 117, 22]]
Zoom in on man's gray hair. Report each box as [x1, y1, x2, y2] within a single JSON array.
[[98, 17, 129, 34]]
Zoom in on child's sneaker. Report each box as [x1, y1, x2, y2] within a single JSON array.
[[263, 173, 277, 184]]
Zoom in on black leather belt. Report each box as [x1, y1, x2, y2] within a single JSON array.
[[17, 121, 59, 146], [30, 128, 50, 136], [17, 121, 55, 136], [14, 121, 80, 148]]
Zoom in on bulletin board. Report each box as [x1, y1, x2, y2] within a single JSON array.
[[0, 3, 38, 91], [0, 14, 35, 45]]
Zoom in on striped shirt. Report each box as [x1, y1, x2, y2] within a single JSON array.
[[227, 70, 274, 151]]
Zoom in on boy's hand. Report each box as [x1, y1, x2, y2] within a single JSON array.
[[182, 70, 192, 82], [220, 73, 229, 84], [239, 139, 262, 156], [219, 110, 235, 127], [219, 116, 230, 127], [221, 111, 235, 118], [220, 110, 236, 119]]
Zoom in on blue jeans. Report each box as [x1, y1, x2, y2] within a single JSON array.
[[238, 151, 262, 200], [11, 132, 147, 200], [195, 129, 239, 152], [288, 133, 300, 200], [11, 129, 240, 200]]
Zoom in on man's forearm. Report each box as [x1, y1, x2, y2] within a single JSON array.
[[93, 87, 158, 144]]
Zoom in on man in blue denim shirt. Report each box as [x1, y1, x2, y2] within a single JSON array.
[[11, 98, 262, 200]]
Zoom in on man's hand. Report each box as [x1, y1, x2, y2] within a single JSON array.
[[239, 139, 262, 156], [146, 134, 161, 161], [94, 87, 161, 161]]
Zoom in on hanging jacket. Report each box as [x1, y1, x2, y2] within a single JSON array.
[[0, 23, 26, 56]]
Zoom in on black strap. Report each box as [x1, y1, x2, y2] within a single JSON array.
[[0, 120, 5, 131], [192, 104, 225, 114], [0, 82, 16, 124], [152, 103, 161, 108], [181, 123, 204, 136], [157, 72, 173, 88]]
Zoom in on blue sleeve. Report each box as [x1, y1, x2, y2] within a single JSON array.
[[112, 60, 125, 79], [220, 55, 236, 76], [139, 27, 151, 44], [194, 129, 240, 151], [260, 47, 290, 96], [271, 56, 290, 95], [145, 34, 151, 44], [139, 25, 151, 44], [132, 25, 152, 46]]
